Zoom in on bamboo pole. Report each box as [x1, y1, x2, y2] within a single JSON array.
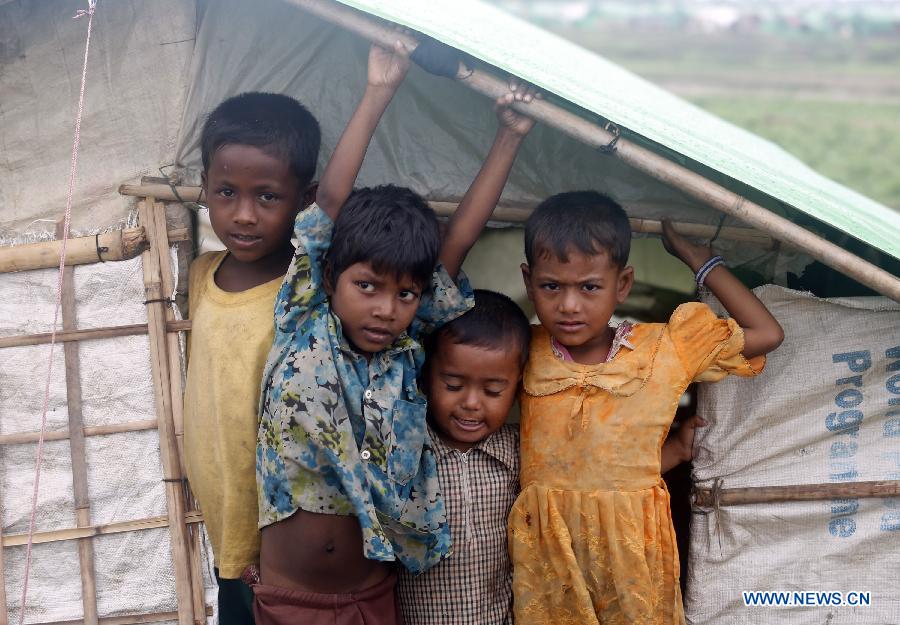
[[118, 183, 776, 249], [33, 608, 211, 625], [36, 607, 212, 625], [57, 222, 99, 625], [0, 479, 8, 625], [0, 320, 191, 350], [1, 511, 203, 548], [138, 198, 195, 625], [693, 479, 900, 507], [146, 199, 207, 623], [0, 419, 159, 446], [0, 227, 189, 274], [278, 0, 900, 302]]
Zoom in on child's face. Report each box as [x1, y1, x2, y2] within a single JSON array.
[[426, 338, 521, 451], [522, 247, 633, 359], [204, 144, 302, 264], [328, 262, 423, 356]]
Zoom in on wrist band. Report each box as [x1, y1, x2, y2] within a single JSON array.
[[695, 255, 725, 287]]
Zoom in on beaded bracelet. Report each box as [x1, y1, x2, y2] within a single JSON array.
[[695, 255, 725, 287]]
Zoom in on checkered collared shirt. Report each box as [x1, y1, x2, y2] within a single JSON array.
[[397, 424, 519, 625]]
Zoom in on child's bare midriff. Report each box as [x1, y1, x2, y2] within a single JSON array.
[[260, 509, 391, 593]]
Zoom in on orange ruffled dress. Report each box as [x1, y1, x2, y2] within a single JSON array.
[[510, 303, 765, 625]]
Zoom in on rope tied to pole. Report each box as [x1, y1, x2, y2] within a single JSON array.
[[19, 2, 99, 621]]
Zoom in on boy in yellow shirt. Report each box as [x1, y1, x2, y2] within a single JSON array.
[[183, 92, 320, 624]]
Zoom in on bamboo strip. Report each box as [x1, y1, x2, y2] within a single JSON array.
[[57, 222, 99, 625], [1, 511, 203, 548], [147, 199, 207, 623], [0, 320, 191, 350], [0, 479, 8, 625], [34, 608, 212, 625], [118, 183, 776, 249], [280, 0, 900, 302], [693, 479, 900, 507], [0, 419, 159, 446], [0, 227, 189, 274], [139, 199, 195, 625]]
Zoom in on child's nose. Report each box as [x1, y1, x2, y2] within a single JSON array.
[[234, 197, 258, 224], [372, 294, 396, 320], [461, 389, 481, 411], [559, 288, 580, 313]]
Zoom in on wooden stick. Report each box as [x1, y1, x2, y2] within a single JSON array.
[[0, 227, 189, 274], [693, 479, 900, 507], [147, 199, 207, 623], [0, 320, 191, 350], [57, 222, 99, 625], [279, 0, 900, 302], [1, 511, 203, 548], [33, 608, 212, 625], [119, 183, 776, 249], [0, 478, 8, 625], [0, 419, 159, 446], [139, 198, 195, 625]]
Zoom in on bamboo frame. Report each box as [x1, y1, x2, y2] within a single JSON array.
[[693, 479, 900, 507], [0, 480, 7, 625], [57, 222, 100, 625], [118, 183, 778, 249], [273, 0, 900, 302], [0, 227, 189, 274], [0, 220, 206, 622], [0, 320, 191, 350]]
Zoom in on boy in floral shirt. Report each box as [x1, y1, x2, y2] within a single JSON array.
[[250, 40, 537, 624]]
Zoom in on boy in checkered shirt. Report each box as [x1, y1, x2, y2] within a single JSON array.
[[398, 290, 705, 624]]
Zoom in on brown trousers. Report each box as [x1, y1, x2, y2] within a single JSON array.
[[249, 570, 402, 625]]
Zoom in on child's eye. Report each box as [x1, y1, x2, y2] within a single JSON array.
[[217, 188, 235, 198], [540, 282, 559, 291], [355, 281, 375, 293], [444, 384, 462, 392], [582, 284, 600, 292], [485, 389, 503, 398], [398, 290, 420, 303], [259, 192, 278, 202]]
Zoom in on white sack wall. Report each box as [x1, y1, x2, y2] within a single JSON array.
[[686, 286, 900, 624]]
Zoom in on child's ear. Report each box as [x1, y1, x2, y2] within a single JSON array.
[[302, 182, 318, 210], [616, 265, 635, 304], [520, 263, 534, 302]]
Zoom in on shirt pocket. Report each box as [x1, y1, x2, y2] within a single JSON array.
[[388, 399, 427, 485]]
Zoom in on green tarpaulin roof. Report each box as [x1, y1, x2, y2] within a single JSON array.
[[338, 0, 900, 262]]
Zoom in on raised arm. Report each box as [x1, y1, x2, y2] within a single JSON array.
[[316, 41, 410, 221], [439, 83, 538, 279], [661, 221, 784, 358]]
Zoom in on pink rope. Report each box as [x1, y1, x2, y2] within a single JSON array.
[[18, 2, 98, 621]]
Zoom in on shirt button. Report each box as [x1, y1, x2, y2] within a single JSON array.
[[360, 449, 372, 460], [364, 389, 373, 399]]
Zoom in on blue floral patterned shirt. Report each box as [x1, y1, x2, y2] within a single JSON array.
[[257, 203, 474, 574]]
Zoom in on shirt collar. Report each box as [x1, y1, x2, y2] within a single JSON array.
[[428, 425, 517, 472]]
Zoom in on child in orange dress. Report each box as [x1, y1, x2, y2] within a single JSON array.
[[510, 191, 784, 625]]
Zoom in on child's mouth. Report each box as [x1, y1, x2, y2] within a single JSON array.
[[229, 233, 261, 248], [452, 416, 484, 432], [361, 327, 392, 343]]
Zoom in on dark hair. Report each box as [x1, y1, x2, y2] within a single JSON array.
[[201, 92, 321, 189], [327, 185, 441, 290], [524, 191, 631, 268], [431, 289, 531, 368]]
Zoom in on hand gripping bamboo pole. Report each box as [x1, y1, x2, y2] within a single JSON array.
[[56, 222, 100, 625], [284, 0, 900, 303], [138, 199, 195, 625]]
